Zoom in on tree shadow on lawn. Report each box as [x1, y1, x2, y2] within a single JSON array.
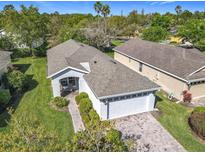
[[13, 64, 31, 73], [0, 75, 38, 128]]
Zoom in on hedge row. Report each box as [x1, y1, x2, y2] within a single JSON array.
[[75, 92, 100, 128], [75, 92, 126, 151], [189, 107, 205, 140]]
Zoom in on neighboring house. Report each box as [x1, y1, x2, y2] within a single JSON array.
[[114, 39, 205, 100], [47, 39, 160, 120], [0, 50, 11, 88]]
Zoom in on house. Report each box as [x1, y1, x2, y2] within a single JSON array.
[[47, 39, 160, 120], [0, 50, 11, 87], [113, 39, 205, 100]]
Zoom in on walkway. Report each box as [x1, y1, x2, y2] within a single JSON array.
[[66, 92, 85, 133], [113, 112, 186, 152]]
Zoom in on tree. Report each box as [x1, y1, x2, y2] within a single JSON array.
[[4, 5, 48, 57], [175, 5, 182, 24], [3, 4, 15, 11], [6, 70, 29, 93], [101, 4, 110, 33], [83, 25, 110, 49], [107, 15, 126, 37], [94, 1, 103, 28], [177, 19, 205, 51], [151, 14, 172, 30], [127, 10, 139, 24], [142, 26, 168, 42], [0, 112, 64, 151], [175, 5, 182, 15], [122, 23, 139, 37], [180, 10, 193, 24]]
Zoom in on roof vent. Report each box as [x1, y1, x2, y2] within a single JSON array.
[[94, 60, 97, 64]]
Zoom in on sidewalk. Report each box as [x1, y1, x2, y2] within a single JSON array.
[[66, 93, 85, 133]]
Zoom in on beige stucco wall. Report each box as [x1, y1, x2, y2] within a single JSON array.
[[114, 52, 188, 100], [190, 83, 205, 99], [189, 68, 205, 99]]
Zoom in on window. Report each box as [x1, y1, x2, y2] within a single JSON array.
[[139, 62, 143, 72], [69, 77, 76, 85], [61, 79, 68, 86]]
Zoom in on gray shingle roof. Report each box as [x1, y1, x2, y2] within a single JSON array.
[[187, 70, 205, 81], [47, 39, 159, 98], [114, 39, 205, 81], [84, 53, 159, 98], [0, 50, 11, 70]]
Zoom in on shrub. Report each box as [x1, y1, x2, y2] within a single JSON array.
[[51, 96, 69, 108], [189, 108, 205, 139], [79, 98, 92, 113], [0, 89, 11, 105], [81, 113, 90, 127], [182, 90, 192, 103], [105, 128, 122, 143], [75, 92, 88, 104], [89, 109, 100, 124], [11, 48, 31, 58], [6, 70, 29, 93]]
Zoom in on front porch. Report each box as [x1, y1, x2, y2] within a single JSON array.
[[59, 77, 79, 96]]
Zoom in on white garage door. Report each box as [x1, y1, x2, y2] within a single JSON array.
[[108, 95, 152, 119]]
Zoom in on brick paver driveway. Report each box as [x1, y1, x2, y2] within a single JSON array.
[[113, 112, 186, 152]]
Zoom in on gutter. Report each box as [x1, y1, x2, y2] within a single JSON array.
[[98, 87, 160, 100]]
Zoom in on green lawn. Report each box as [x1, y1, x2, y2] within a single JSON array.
[[0, 57, 74, 142], [111, 39, 124, 46], [155, 92, 205, 152], [104, 39, 124, 58]]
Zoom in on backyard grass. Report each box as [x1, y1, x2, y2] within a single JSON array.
[[0, 57, 74, 142], [104, 39, 124, 58], [111, 39, 124, 46], [155, 92, 205, 151]]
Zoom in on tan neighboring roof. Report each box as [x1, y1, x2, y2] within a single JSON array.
[[114, 39, 205, 82], [47, 39, 160, 98]]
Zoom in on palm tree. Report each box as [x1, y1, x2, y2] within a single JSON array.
[[94, 2, 102, 28], [175, 5, 182, 15], [101, 4, 110, 33], [175, 5, 182, 25]]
